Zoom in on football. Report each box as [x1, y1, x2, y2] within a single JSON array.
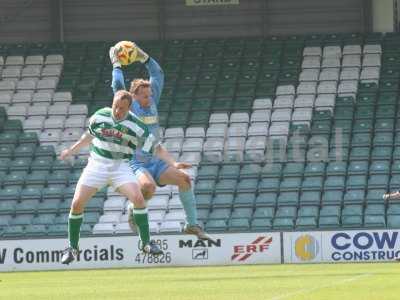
[[115, 40, 137, 66]]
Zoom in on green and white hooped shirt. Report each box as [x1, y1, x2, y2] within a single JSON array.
[[88, 107, 157, 161]]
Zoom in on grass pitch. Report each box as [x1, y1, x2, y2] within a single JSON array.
[[1, 263, 400, 300]]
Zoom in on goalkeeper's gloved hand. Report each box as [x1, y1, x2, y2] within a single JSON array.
[[109, 46, 121, 68], [133, 42, 149, 64]]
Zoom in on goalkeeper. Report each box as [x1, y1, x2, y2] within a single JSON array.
[[110, 41, 213, 241]]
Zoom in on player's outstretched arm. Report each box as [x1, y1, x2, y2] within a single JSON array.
[[132, 42, 164, 106], [59, 132, 94, 160], [109, 46, 127, 94]]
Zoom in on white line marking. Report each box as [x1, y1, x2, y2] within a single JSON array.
[[270, 273, 372, 300]]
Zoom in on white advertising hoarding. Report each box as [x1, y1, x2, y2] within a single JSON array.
[[0, 232, 281, 272], [284, 230, 400, 263]]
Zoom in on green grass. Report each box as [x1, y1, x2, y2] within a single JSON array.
[[1, 263, 400, 300]]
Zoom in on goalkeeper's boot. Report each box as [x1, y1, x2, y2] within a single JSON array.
[[61, 247, 78, 265], [142, 240, 163, 256], [184, 224, 216, 243], [127, 204, 137, 233], [383, 190, 400, 201]]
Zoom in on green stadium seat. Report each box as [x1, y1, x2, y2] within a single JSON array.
[[342, 215, 363, 228], [20, 187, 42, 201], [282, 163, 304, 176], [298, 206, 319, 218], [47, 170, 70, 185], [277, 192, 299, 206], [258, 178, 280, 192], [296, 217, 317, 229], [299, 191, 320, 205], [233, 193, 255, 208], [197, 209, 210, 222], [364, 215, 386, 228], [343, 190, 365, 205], [10, 158, 31, 172], [35, 145, 56, 158], [196, 194, 212, 209], [0, 186, 22, 201], [13, 144, 35, 158], [240, 164, 261, 178], [365, 204, 385, 216], [369, 160, 390, 174], [351, 133, 371, 147], [0, 133, 19, 145], [388, 215, 400, 228], [324, 176, 345, 190], [3, 171, 27, 187], [346, 175, 367, 189], [0, 158, 11, 172], [228, 218, 250, 231], [231, 208, 253, 219], [342, 205, 363, 217], [194, 179, 215, 194], [275, 206, 297, 219], [3, 226, 24, 237], [25, 224, 47, 236], [212, 193, 234, 208], [219, 164, 240, 179], [280, 177, 301, 192], [0, 201, 16, 215], [350, 147, 370, 160], [326, 162, 347, 176], [42, 186, 64, 200], [368, 174, 389, 189], [371, 146, 392, 160], [198, 165, 219, 180], [251, 202, 275, 218], [205, 220, 227, 232], [47, 224, 68, 236], [237, 179, 258, 193], [261, 163, 282, 178], [83, 212, 100, 225], [255, 193, 277, 207], [215, 179, 237, 193], [10, 214, 34, 226], [304, 163, 325, 176], [353, 119, 374, 134], [319, 216, 340, 228], [251, 218, 272, 231], [15, 200, 39, 215], [273, 218, 294, 230], [366, 189, 386, 204], [302, 177, 323, 191], [31, 156, 54, 171], [25, 171, 48, 186], [320, 205, 341, 218], [322, 190, 343, 205], [208, 208, 231, 220], [37, 199, 60, 213], [85, 197, 104, 212]]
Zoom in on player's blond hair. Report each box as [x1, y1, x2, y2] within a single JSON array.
[[130, 79, 151, 95], [113, 90, 132, 106]]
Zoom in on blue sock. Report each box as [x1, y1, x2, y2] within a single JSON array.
[[179, 189, 198, 226]]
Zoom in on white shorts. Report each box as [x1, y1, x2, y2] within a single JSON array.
[[77, 157, 137, 190]]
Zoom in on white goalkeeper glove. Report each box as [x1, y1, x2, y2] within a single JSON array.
[[133, 42, 149, 64], [109, 46, 121, 68]]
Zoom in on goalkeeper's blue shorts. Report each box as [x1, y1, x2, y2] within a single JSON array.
[[130, 158, 169, 187]]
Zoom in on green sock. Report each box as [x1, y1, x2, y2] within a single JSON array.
[[68, 212, 83, 249], [133, 208, 150, 245]]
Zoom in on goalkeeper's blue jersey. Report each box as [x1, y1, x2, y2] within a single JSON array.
[[111, 57, 164, 163]]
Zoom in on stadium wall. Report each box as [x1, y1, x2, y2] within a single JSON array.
[[0, 0, 371, 43], [1, 230, 399, 272]]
